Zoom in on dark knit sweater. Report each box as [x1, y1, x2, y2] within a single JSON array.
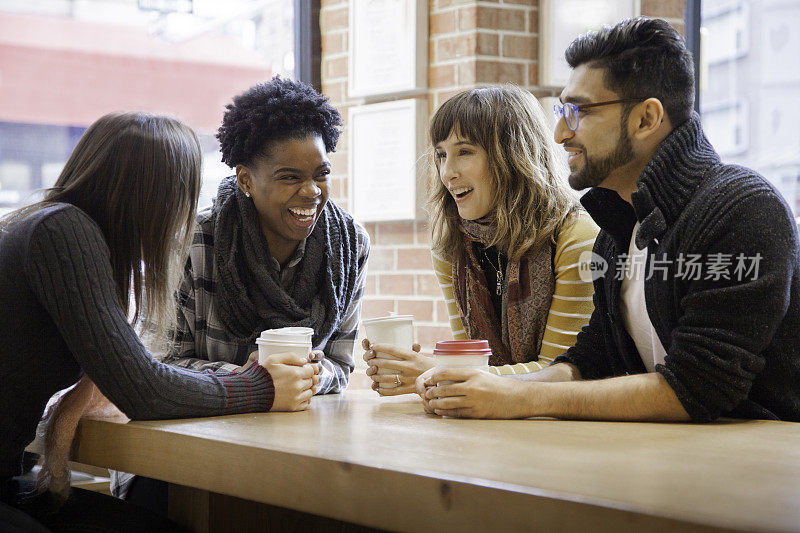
[[0, 204, 275, 480], [555, 113, 800, 422]]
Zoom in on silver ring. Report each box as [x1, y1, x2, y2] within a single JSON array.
[[394, 375, 401, 385]]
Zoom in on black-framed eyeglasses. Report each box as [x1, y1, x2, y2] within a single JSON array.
[[553, 98, 645, 131]]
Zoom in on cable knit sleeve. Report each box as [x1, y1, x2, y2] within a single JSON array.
[[25, 206, 274, 419], [656, 184, 798, 422]]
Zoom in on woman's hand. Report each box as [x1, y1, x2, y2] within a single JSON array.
[[262, 352, 320, 412], [421, 368, 528, 419], [415, 368, 436, 414], [362, 339, 434, 396], [234, 351, 259, 372]]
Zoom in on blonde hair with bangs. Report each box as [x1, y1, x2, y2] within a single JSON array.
[[427, 84, 578, 263]]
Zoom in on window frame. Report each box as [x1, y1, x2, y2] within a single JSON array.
[[294, 0, 321, 91], [685, 0, 702, 113]]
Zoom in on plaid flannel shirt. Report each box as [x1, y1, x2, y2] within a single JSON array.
[[164, 206, 369, 394]]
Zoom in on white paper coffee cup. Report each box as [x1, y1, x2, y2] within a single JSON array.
[[256, 327, 313, 365], [362, 315, 414, 388], [362, 315, 414, 346]]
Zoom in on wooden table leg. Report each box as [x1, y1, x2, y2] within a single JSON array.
[[168, 484, 211, 533]]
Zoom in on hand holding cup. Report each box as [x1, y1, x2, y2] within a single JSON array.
[[363, 339, 433, 396], [255, 327, 318, 412], [264, 352, 318, 412]]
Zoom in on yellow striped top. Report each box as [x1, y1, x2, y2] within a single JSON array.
[[431, 211, 599, 375]]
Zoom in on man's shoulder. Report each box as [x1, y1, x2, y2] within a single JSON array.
[[705, 162, 774, 195], [694, 163, 790, 218], [667, 162, 797, 257]]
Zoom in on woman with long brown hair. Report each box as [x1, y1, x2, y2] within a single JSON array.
[[0, 112, 317, 531], [364, 84, 598, 394]]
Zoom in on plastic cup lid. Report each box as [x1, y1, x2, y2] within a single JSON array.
[[258, 327, 314, 344], [433, 339, 492, 356]]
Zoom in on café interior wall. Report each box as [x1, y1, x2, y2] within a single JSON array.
[[319, 0, 686, 351]]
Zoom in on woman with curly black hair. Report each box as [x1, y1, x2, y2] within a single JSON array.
[[161, 75, 368, 389], [116, 77, 369, 512]]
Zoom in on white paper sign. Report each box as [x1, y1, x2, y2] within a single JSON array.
[[349, 99, 422, 221], [540, 0, 640, 87], [348, 0, 427, 97]]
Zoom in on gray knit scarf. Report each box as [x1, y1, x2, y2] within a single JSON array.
[[212, 176, 359, 349]]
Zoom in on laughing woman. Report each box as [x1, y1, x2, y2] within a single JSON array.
[[116, 77, 369, 513], [364, 85, 598, 394], [162, 77, 369, 392]]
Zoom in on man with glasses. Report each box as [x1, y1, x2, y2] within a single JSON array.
[[419, 17, 800, 422]]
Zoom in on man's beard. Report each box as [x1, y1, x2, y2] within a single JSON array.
[[567, 128, 634, 191]]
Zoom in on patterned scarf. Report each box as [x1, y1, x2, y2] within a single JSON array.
[[213, 177, 360, 349], [452, 219, 554, 365]]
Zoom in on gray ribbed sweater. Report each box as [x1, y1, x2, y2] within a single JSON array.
[[1, 204, 275, 479]]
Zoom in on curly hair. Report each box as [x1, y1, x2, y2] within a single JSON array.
[[217, 76, 342, 167]]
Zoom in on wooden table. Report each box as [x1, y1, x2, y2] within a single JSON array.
[[70, 389, 800, 532]]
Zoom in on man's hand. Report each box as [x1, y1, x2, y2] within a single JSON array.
[[420, 368, 529, 419], [262, 352, 320, 412], [362, 339, 434, 396], [417, 365, 690, 422]]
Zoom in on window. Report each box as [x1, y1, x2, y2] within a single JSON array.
[[698, 0, 800, 215], [0, 0, 305, 216], [701, 98, 749, 156]]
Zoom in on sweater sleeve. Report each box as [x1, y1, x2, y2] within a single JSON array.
[[317, 222, 371, 394], [553, 231, 618, 381], [432, 251, 468, 340], [25, 207, 274, 419], [656, 186, 798, 422]]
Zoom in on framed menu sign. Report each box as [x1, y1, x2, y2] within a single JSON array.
[[348, 99, 427, 221], [348, 0, 428, 98]]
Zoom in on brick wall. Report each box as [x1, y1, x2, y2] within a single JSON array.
[[319, 0, 685, 353], [429, 1, 540, 111]]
